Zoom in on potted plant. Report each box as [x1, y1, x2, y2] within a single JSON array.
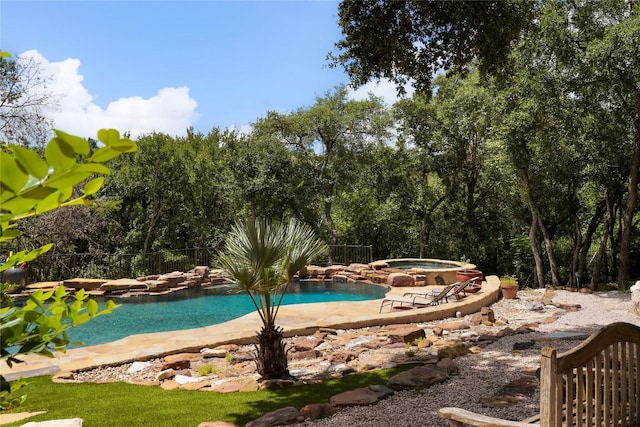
[[500, 275, 519, 299]]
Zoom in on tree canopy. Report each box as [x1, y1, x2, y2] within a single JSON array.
[[330, 0, 535, 91]]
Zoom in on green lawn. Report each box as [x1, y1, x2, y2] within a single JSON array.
[[3, 366, 413, 427]]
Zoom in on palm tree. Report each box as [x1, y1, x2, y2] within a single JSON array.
[[218, 217, 327, 380]]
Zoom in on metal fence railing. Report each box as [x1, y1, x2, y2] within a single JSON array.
[[326, 244, 373, 266], [26, 248, 218, 283], [24, 245, 374, 283]]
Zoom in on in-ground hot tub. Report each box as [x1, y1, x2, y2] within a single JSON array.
[[370, 258, 475, 286]]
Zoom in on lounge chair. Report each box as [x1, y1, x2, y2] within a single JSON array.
[[451, 276, 480, 299], [403, 283, 457, 305], [378, 295, 427, 313], [403, 276, 478, 303]]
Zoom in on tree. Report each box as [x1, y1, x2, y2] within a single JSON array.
[[0, 126, 136, 408], [331, 1, 535, 92], [224, 131, 317, 222], [496, 0, 640, 288], [0, 53, 57, 146], [252, 86, 392, 262], [217, 218, 327, 380]]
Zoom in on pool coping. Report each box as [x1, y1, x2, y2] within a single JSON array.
[[0, 276, 501, 380]]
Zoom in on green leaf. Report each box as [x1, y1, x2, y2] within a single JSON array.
[[83, 177, 104, 196], [97, 129, 121, 146], [88, 147, 121, 163], [35, 191, 63, 215], [0, 228, 21, 240], [53, 129, 90, 156], [0, 151, 29, 193], [45, 171, 94, 190], [107, 140, 138, 153], [12, 146, 49, 180], [23, 311, 40, 323], [22, 244, 53, 262], [86, 299, 98, 317], [75, 163, 111, 175], [0, 196, 37, 216], [44, 137, 77, 174]]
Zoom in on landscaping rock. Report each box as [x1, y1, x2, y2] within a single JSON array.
[[160, 380, 180, 390], [290, 336, 323, 351], [174, 374, 207, 384], [201, 348, 229, 358], [127, 361, 153, 373], [197, 422, 239, 427], [161, 359, 190, 370], [245, 407, 305, 427], [328, 350, 359, 364], [290, 349, 322, 360], [21, 419, 83, 427], [99, 278, 148, 292], [330, 385, 394, 407], [156, 369, 175, 381], [62, 278, 106, 290], [387, 361, 456, 390], [300, 403, 336, 420], [164, 353, 201, 363], [210, 381, 241, 393], [386, 272, 415, 287], [258, 379, 294, 390], [384, 325, 425, 344], [435, 342, 471, 359]]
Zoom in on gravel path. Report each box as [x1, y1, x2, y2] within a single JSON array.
[[302, 289, 640, 427]]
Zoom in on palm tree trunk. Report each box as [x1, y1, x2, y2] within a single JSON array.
[[254, 324, 291, 380]]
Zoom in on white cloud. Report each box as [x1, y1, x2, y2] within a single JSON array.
[[347, 78, 415, 106], [19, 50, 199, 139]]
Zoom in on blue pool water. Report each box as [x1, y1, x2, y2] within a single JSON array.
[[66, 281, 387, 347]]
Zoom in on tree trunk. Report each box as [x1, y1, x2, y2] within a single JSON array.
[[529, 216, 546, 288], [570, 214, 582, 288], [591, 193, 613, 288], [323, 185, 337, 265], [418, 214, 429, 259], [520, 167, 547, 288], [578, 200, 605, 289], [143, 199, 166, 254], [617, 92, 640, 288], [536, 211, 561, 287], [254, 324, 291, 380]]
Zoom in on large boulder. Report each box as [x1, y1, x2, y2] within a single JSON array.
[[63, 278, 107, 291], [245, 407, 305, 427], [99, 278, 148, 292], [383, 325, 426, 344], [387, 359, 457, 390], [329, 385, 394, 407], [387, 272, 415, 287]]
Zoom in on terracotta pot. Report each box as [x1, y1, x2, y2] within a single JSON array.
[[456, 269, 483, 285], [501, 284, 518, 299]]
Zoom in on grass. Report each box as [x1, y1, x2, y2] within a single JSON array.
[[3, 366, 415, 427]]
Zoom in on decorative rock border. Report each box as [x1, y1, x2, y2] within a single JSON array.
[[18, 261, 473, 300]]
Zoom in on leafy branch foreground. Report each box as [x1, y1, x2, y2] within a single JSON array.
[[0, 124, 137, 408], [2, 367, 413, 427]]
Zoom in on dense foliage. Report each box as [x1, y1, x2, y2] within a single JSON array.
[[6, 1, 640, 289], [0, 127, 134, 408]]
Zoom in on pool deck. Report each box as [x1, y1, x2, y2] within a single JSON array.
[[0, 276, 501, 381]]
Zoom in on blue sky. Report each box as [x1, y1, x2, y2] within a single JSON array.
[[2, 1, 404, 139]]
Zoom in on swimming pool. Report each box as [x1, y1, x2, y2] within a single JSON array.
[[67, 280, 387, 347]]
